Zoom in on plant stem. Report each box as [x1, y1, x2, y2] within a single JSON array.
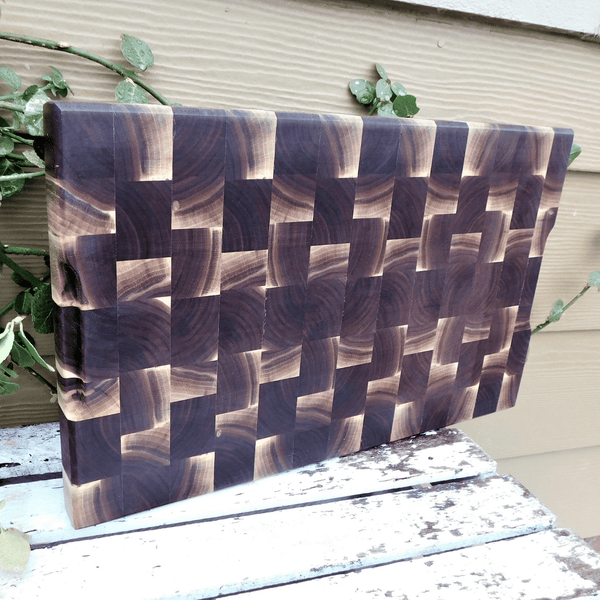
[[0, 101, 23, 112], [0, 170, 45, 182], [7, 152, 31, 161], [1, 131, 34, 146], [23, 366, 57, 394], [0, 31, 173, 106], [532, 284, 592, 334], [0, 299, 15, 320], [6, 153, 38, 167], [0, 244, 44, 288], [3, 246, 48, 256]]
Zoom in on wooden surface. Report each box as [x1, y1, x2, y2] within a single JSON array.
[[0, 422, 61, 479], [457, 330, 600, 538], [2, 424, 600, 599], [237, 530, 600, 599], [46, 101, 571, 527], [1, 426, 496, 546], [0, 0, 598, 537]]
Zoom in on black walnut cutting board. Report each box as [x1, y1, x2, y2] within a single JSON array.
[[44, 102, 572, 528]]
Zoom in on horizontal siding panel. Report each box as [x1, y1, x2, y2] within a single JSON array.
[[0, 0, 598, 169], [456, 329, 600, 458], [531, 171, 600, 333], [497, 446, 600, 538], [0, 363, 58, 427], [0, 178, 48, 250]]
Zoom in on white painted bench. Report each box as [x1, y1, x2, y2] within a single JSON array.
[[1, 424, 600, 599]]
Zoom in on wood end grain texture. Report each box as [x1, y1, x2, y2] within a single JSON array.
[[45, 101, 571, 528]]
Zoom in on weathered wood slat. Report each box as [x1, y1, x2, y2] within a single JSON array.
[[1, 427, 496, 546], [0, 422, 61, 478], [0, 475, 555, 600], [234, 528, 600, 600]]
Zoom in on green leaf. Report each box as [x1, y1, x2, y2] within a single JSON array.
[[390, 81, 407, 96], [0, 363, 18, 378], [548, 299, 564, 323], [348, 79, 375, 105], [41, 66, 72, 98], [0, 173, 25, 200], [120, 34, 155, 71], [115, 80, 149, 104], [0, 376, 20, 395], [0, 158, 10, 176], [14, 290, 34, 314], [0, 527, 31, 574], [375, 64, 388, 82], [0, 67, 21, 91], [0, 136, 14, 157], [9, 95, 26, 130], [0, 157, 26, 200], [10, 339, 35, 368], [22, 149, 44, 168], [569, 143, 581, 166], [369, 99, 380, 116], [0, 117, 11, 128], [23, 89, 49, 137], [588, 270, 600, 288], [392, 94, 420, 118], [0, 500, 5, 510], [31, 283, 54, 335], [42, 66, 63, 86], [0, 320, 16, 364], [375, 80, 392, 102], [377, 102, 396, 118], [16, 328, 54, 372], [22, 85, 40, 102]]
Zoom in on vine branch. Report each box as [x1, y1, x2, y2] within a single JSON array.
[[1, 131, 34, 146], [0, 31, 173, 106], [0, 100, 23, 112], [0, 299, 15, 320], [532, 284, 593, 334], [3, 246, 48, 256], [0, 171, 45, 182], [0, 243, 44, 288]]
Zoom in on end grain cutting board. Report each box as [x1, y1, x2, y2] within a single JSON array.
[[43, 102, 572, 528]]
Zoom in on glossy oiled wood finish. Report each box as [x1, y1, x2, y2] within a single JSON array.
[[45, 102, 572, 528]]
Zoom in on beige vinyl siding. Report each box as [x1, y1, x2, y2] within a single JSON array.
[[0, 0, 598, 537], [497, 446, 600, 538], [457, 330, 600, 457]]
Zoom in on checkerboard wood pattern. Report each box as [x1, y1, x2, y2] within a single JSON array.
[[44, 102, 572, 528]]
